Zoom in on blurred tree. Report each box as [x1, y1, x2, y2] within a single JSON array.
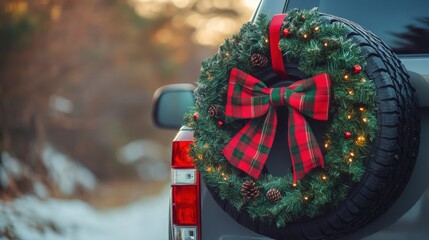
[[391, 17, 429, 53], [0, 0, 254, 199]]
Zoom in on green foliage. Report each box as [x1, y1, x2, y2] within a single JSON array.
[[185, 8, 377, 227], [0, 13, 38, 52]]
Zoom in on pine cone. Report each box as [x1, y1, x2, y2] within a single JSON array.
[[250, 54, 268, 67], [241, 180, 260, 200], [207, 105, 223, 118], [266, 188, 282, 202]]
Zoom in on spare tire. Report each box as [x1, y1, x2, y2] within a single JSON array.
[[187, 9, 420, 240]]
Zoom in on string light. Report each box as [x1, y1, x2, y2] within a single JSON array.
[[314, 26, 320, 32], [324, 42, 328, 47], [292, 183, 297, 188], [198, 154, 203, 159], [206, 72, 213, 80], [264, 37, 269, 44], [321, 175, 328, 180], [350, 152, 355, 157], [324, 142, 329, 148], [303, 33, 308, 39], [206, 167, 212, 172], [348, 158, 353, 163], [344, 74, 349, 80], [362, 117, 368, 123], [303, 196, 309, 201], [360, 78, 366, 83], [347, 115, 352, 120], [359, 107, 365, 112], [348, 90, 354, 95], [356, 136, 366, 145], [225, 51, 230, 57]]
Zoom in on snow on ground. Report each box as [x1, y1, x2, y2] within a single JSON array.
[[42, 145, 97, 196], [0, 185, 169, 240]]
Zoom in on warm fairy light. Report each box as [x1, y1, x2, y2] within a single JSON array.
[[303, 34, 308, 39], [360, 78, 366, 83], [314, 26, 320, 32], [347, 115, 352, 120], [356, 136, 366, 145], [303, 196, 309, 201], [322, 175, 328, 180], [348, 90, 354, 95], [225, 51, 230, 57], [324, 42, 328, 47], [324, 143, 329, 148], [348, 158, 353, 163], [350, 152, 355, 157], [359, 107, 365, 112], [206, 167, 212, 172], [221, 172, 225, 176], [292, 183, 297, 188], [207, 73, 213, 80], [223, 177, 228, 180], [344, 74, 349, 80], [362, 118, 368, 123], [264, 37, 269, 44], [198, 154, 203, 159]]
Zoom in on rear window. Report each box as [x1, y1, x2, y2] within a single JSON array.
[[287, 0, 429, 54]]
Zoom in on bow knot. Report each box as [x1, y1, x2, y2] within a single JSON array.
[[222, 68, 331, 183], [269, 88, 287, 107]]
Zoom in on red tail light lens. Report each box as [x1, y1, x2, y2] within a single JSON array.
[[172, 140, 194, 168], [172, 185, 198, 225]]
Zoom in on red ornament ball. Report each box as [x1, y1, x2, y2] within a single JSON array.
[[344, 131, 353, 138], [217, 120, 224, 127], [193, 112, 199, 120], [353, 64, 362, 74], [282, 28, 291, 37]]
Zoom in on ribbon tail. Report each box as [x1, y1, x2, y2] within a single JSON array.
[[288, 108, 325, 183], [222, 108, 277, 179]]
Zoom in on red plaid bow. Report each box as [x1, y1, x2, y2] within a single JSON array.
[[222, 68, 331, 183]]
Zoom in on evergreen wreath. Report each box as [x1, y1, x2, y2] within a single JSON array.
[[185, 8, 377, 227]]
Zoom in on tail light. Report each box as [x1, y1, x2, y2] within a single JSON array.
[[171, 127, 200, 240]]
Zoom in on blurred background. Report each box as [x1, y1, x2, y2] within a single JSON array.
[[0, 0, 258, 239]]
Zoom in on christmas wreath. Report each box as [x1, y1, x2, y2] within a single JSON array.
[[185, 8, 378, 227]]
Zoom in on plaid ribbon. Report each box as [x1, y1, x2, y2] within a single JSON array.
[[222, 68, 331, 183]]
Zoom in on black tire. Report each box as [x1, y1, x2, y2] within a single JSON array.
[[208, 14, 420, 240]]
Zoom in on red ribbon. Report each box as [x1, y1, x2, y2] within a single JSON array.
[[270, 14, 287, 78]]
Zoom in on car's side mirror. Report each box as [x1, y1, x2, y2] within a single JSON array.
[[152, 84, 195, 129]]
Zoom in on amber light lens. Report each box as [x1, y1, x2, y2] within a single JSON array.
[[172, 140, 195, 168], [172, 185, 198, 225]]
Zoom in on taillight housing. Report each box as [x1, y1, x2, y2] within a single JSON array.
[[170, 127, 200, 240]]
